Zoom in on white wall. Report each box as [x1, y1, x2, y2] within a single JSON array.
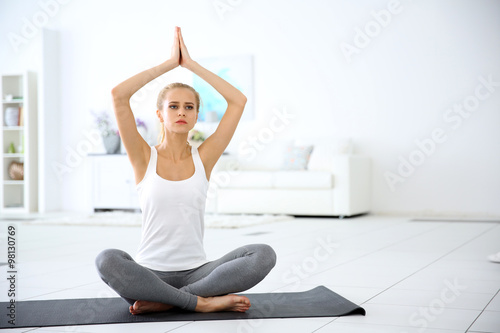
[[1, 0, 499, 217]]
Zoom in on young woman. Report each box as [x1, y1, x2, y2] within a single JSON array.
[[95, 27, 276, 315]]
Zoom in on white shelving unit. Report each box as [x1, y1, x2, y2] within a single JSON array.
[[0, 72, 38, 213]]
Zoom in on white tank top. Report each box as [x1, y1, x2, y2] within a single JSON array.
[[135, 145, 209, 271]]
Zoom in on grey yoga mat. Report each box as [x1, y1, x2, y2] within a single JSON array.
[[0, 286, 365, 329]]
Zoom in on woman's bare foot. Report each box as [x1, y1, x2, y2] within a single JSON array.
[[129, 300, 174, 315], [195, 294, 251, 313]]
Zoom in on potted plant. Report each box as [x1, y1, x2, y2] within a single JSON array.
[[188, 129, 205, 149], [93, 111, 120, 154]]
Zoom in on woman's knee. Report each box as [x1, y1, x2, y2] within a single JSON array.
[[95, 248, 127, 275], [253, 244, 277, 271], [95, 249, 139, 296]]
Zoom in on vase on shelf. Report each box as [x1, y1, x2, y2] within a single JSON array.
[[8, 161, 24, 180], [5, 107, 19, 127], [102, 132, 120, 154], [8, 142, 15, 154]]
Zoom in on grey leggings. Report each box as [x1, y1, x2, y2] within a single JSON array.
[[95, 244, 277, 311]]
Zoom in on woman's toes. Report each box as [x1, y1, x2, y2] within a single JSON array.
[[130, 301, 142, 315]]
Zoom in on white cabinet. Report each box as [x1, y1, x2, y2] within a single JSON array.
[[0, 72, 38, 213], [88, 154, 140, 211]]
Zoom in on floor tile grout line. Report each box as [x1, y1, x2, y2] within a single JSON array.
[[165, 321, 196, 332], [465, 288, 500, 332], [254, 216, 403, 252], [276, 220, 404, 262], [311, 317, 339, 332], [313, 321, 472, 332], [300, 219, 448, 280], [10, 263, 97, 282], [238, 218, 404, 271], [366, 300, 496, 311], [21, 328, 40, 333], [411, 218, 500, 223], [19, 281, 108, 301], [279, 218, 412, 260], [359, 223, 499, 306], [377, 286, 500, 296], [268, 220, 447, 293]]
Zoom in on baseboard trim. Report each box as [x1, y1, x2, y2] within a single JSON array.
[[292, 212, 370, 219], [410, 218, 500, 223]]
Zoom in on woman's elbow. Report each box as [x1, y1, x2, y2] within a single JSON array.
[[111, 87, 129, 105], [235, 94, 247, 108], [111, 86, 125, 99], [240, 94, 248, 105], [227, 94, 247, 109]]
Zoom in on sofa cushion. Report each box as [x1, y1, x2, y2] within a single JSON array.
[[219, 171, 273, 188], [282, 145, 314, 170], [295, 137, 353, 171], [216, 189, 335, 215], [218, 171, 333, 189], [274, 171, 333, 189]]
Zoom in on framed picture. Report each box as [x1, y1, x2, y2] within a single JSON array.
[[193, 54, 254, 122]]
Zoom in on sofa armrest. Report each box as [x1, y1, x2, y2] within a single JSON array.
[[331, 155, 371, 216]]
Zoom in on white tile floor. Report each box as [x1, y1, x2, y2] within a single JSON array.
[[0, 214, 499, 332]]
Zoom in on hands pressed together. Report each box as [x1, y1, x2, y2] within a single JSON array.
[[170, 26, 193, 69]]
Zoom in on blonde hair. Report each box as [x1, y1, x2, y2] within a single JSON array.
[[157, 83, 201, 144]]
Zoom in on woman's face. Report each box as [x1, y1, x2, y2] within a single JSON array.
[[158, 88, 198, 133]]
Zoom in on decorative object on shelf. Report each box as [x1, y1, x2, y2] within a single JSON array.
[[102, 132, 120, 154], [92, 110, 120, 154], [8, 161, 24, 180], [4, 106, 19, 126], [8, 142, 16, 154], [4, 95, 22, 101], [18, 106, 24, 126], [188, 129, 206, 149], [136, 118, 149, 144], [17, 135, 24, 154]]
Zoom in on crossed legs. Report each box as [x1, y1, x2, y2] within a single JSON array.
[[95, 244, 276, 314]]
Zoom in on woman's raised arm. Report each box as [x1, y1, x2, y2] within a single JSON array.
[[111, 29, 180, 182], [178, 28, 247, 176]]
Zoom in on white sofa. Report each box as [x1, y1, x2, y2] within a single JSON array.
[[205, 138, 371, 217]]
